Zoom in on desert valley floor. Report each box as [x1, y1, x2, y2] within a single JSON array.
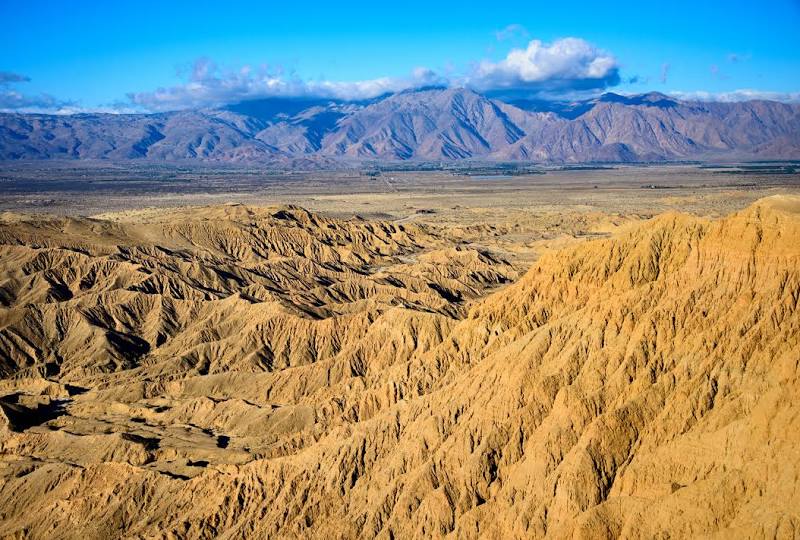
[[1, 164, 799, 538]]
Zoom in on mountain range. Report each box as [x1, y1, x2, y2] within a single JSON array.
[[1, 88, 799, 164]]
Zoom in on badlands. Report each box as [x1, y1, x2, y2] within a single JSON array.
[[0, 166, 799, 538]]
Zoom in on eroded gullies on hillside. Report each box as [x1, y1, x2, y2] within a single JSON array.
[[1, 197, 798, 538], [0, 204, 629, 483], [0, 204, 529, 479]]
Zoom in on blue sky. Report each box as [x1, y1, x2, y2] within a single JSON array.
[[1, 0, 799, 112]]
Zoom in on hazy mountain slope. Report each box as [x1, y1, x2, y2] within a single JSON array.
[[0, 110, 280, 161], [255, 106, 351, 153], [0, 197, 798, 538], [498, 92, 800, 161], [318, 88, 527, 159], [1, 89, 799, 162]]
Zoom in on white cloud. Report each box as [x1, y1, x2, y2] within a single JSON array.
[[0, 71, 79, 113], [467, 38, 620, 93], [0, 90, 76, 113], [668, 89, 800, 103], [127, 59, 447, 111], [127, 39, 623, 111], [6, 40, 798, 115]]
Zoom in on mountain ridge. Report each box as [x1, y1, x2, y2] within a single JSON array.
[[1, 88, 799, 163]]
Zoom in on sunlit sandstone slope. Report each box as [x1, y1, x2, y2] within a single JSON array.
[[0, 197, 799, 539]]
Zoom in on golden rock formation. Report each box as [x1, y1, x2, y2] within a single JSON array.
[[0, 197, 798, 538]]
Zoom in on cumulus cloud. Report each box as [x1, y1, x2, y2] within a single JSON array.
[[127, 58, 447, 111], [466, 38, 620, 94], [127, 38, 624, 111], [18, 36, 795, 115], [0, 71, 77, 113], [0, 91, 78, 113], [669, 89, 800, 103]]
